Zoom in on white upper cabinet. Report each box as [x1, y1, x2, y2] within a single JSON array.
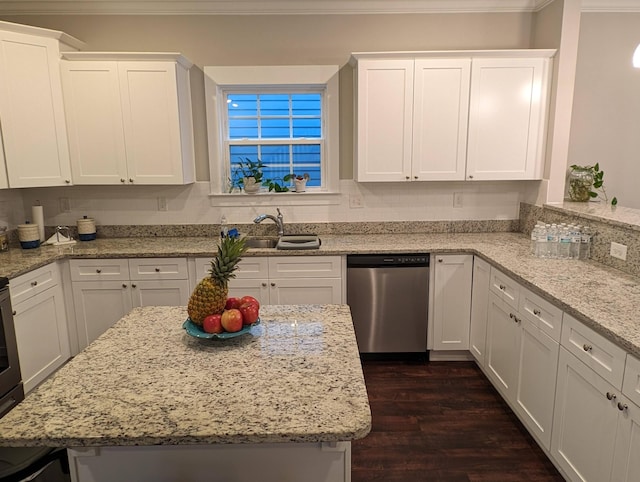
[[353, 58, 413, 182], [351, 50, 554, 182], [0, 132, 7, 189], [466, 57, 550, 180], [0, 23, 83, 188], [61, 53, 196, 185]]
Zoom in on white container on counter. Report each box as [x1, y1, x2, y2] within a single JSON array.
[[17, 223, 40, 249], [77, 216, 96, 241]]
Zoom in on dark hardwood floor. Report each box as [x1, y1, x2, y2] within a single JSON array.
[[352, 359, 565, 482]]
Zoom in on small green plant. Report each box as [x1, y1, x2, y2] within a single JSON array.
[[569, 163, 617, 206], [263, 177, 290, 192], [233, 158, 265, 189]]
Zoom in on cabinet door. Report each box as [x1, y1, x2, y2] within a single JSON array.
[[612, 398, 640, 482], [412, 58, 470, 181], [0, 31, 71, 187], [551, 348, 618, 482], [466, 57, 548, 180], [432, 254, 472, 350], [514, 318, 559, 450], [13, 285, 70, 393], [269, 278, 342, 305], [61, 60, 128, 185], [118, 61, 185, 184], [354, 59, 413, 182], [485, 293, 519, 399], [72, 280, 133, 351], [131, 280, 190, 308], [228, 279, 269, 307], [0, 132, 7, 189], [470, 256, 490, 365]]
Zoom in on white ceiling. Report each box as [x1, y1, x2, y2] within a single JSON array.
[[0, 0, 637, 15]]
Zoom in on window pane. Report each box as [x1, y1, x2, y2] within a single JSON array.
[[261, 118, 291, 139], [260, 94, 290, 117], [228, 119, 258, 139], [227, 94, 257, 117], [292, 94, 321, 116], [293, 118, 321, 138], [293, 144, 321, 186]]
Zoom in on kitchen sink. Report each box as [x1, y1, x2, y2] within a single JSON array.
[[244, 237, 278, 248]]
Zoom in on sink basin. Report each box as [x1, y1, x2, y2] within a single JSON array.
[[244, 237, 278, 248]]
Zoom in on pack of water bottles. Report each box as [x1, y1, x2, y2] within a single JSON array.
[[530, 222, 592, 260]]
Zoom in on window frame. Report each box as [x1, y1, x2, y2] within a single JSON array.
[[204, 65, 339, 200]]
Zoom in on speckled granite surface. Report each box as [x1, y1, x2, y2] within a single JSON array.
[[0, 305, 371, 447], [1, 232, 639, 361]]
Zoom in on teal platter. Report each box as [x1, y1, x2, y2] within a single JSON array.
[[182, 318, 260, 340]]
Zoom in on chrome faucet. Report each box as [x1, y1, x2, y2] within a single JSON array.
[[254, 208, 284, 236]]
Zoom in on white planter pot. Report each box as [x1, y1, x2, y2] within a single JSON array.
[[243, 177, 261, 194], [294, 179, 307, 192]]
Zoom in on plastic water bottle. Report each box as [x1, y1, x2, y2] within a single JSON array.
[[536, 224, 548, 258], [570, 225, 582, 259], [580, 226, 592, 260], [547, 224, 559, 258], [558, 226, 572, 259]]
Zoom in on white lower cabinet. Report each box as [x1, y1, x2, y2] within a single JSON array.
[[469, 256, 490, 365], [484, 267, 559, 450], [10, 263, 70, 393], [431, 254, 473, 351], [193, 256, 343, 306], [70, 258, 189, 350]]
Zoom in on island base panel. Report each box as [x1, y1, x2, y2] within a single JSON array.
[[68, 442, 351, 482]]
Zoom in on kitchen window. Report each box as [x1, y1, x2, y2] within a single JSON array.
[[204, 65, 339, 201]]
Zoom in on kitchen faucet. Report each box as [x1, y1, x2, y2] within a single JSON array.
[[254, 208, 284, 237]]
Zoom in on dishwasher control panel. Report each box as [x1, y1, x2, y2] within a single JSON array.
[[347, 254, 430, 267]]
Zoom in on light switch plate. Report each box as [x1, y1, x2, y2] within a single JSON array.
[[610, 242, 627, 261]]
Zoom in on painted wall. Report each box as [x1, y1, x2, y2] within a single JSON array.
[[568, 12, 640, 209], [1, 12, 550, 227]]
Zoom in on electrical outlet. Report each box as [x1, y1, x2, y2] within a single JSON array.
[[157, 197, 168, 212], [349, 194, 364, 209], [453, 192, 463, 208], [59, 197, 71, 213], [610, 242, 628, 261]]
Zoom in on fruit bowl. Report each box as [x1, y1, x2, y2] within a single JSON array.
[[182, 318, 260, 340]]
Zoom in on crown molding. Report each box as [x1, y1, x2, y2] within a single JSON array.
[[0, 0, 551, 16], [0, 0, 638, 16]]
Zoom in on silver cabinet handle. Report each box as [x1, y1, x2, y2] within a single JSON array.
[[509, 313, 514, 319], [618, 402, 628, 412], [583, 344, 593, 352], [438, 258, 443, 263], [65, 179, 71, 184], [155, 268, 160, 272], [122, 284, 127, 288], [414, 176, 418, 180], [606, 392, 617, 400], [120, 179, 126, 183], [405, 176, 410, 180], [30, 281, 37, 287], [270, 282, 276, 287], [261, 282, 267, 287], [129, 178, 134, 183], [533, 309, 541, 316], [499, 284, 506, 291], [96, 269, 102, 273], [468, 175, 474, 179], [132, 284, 137, 288]]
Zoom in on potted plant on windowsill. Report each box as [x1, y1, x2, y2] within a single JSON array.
[[568, 163, 618, 206], [285, 173, 310, 193], [234, 158, 265, 194]]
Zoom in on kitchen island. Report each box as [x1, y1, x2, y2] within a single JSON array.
[[0, 304, 371, 482]]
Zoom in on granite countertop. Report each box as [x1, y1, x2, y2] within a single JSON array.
[[0, 304, 371, 447], [1, 232, 640, 359]]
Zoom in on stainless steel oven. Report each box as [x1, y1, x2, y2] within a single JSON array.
[[0, 277, 23, 417]]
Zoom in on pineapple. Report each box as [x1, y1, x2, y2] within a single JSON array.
[[187, 236, 248, 325]]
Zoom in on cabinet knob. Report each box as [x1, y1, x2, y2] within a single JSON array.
[[405, 176, 410, 180], [509, 313, 515, 319], [129, 178, 134, 183], [270, 282, 276, 287], [414, 176, 418, 180], [583, 344, 593, 352], [121, 179, 126, 183], [617, 402, 628, 412], [122, 284, 127, 288], [499, 284, 505, 291], [155, 268, 160, 272], [438, 258, 443, 263], [533, 309, 541, 316], [12, 310, 16, 316], [30, 281, 37, 287], [132, 283, 137, 288], [96, 269, 102, 273], [261, 282, 267, 287], [514, 315, 521, 324], [606, 392, 617, 401], [65, 179, 71, 184], [468, 175, 474, 179]]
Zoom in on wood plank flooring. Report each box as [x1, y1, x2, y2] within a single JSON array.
[[352, 359, 565, 482]]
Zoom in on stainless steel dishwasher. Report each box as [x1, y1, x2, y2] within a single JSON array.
[[347, 254, 429, 353]]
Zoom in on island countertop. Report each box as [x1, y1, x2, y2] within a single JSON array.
[[0, 304, 371, 447]]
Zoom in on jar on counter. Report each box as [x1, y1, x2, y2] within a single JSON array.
[[0, 227, 8, 252], [77, 216, 96, 241], [568, 166, 594, 202]]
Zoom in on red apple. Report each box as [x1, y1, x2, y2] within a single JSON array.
[[239, 302, 260, 325], [240, 295, 260, 309], [221, 308, 243, 333], [225, 297, 242, 310], [202, 314, 223, 334]]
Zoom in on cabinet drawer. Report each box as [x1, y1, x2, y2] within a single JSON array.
[[518, 286, 563, 342], [623, 354, 640, 408], [194, 257, 269, 281], [269, 256, 342, 278], [561, 313, 626, 389], [70, 259, 130, 281], [10, 263, 59, 305], [129, 258, 188, 280], [489, 267, 519, 309]]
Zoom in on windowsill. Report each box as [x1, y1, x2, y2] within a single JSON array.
[[209, 191, 342, 207]]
